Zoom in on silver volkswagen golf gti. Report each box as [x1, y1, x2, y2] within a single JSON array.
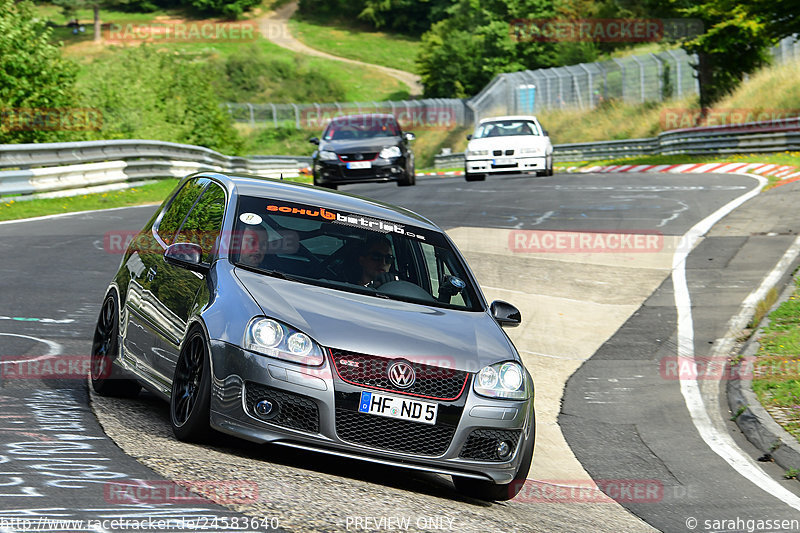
[[91, 172, 535, 501]]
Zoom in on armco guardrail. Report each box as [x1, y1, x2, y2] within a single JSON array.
[[436, 116, 800, 167], [0, 140, 312, 197]]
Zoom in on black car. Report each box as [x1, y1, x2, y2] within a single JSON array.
[[310, 114, 416, 189]]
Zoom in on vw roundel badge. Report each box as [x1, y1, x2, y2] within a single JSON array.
[[387, 360, 416, 389]]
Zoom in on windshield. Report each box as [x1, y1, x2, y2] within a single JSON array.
[[473, 120, 541, 139], [323, 116, 401, 141], [231, 196, 482, 311]]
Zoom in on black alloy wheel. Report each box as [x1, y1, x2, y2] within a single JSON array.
[[90, 293, 141, 397], [170, 327, 212, 441]]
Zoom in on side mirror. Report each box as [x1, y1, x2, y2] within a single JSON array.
[[309, 137, 320, 145], [542, 129, 549, 136], [404, 132, 416, 141], [466, 134, 473, 140], [164, 242, 209, 274], [490, 300, 521, 327]]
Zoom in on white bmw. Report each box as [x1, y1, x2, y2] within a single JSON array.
[[464, 115, 553, 181]]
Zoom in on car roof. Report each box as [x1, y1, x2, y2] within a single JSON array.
[[477, 115, 540, 124], [197, 172, 439, 230], [328, 113, 398, 124]]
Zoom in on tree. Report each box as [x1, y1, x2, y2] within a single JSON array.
[[359, 0, 452, 35], [417, 0, 558, 98], [53, 0, 108, 42], [680, 0, 775, 108], [0, 0, 81, 143]]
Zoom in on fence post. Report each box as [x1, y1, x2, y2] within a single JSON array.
[[612, 58, 626, 103], [631, 55, 646, 103], [651, 53, 664, 101], [665, 49, 682, 98], [578, 63, 592, 108], [291, 103, 300, 129], [270, 103, 277, 127]]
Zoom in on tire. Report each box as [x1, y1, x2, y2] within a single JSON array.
[[452, 431, 534, 501], [314, 179, 337, 190], [170, 327, 213, 442], [398, 168, 416, 187], [465, 172, 486, 182], [546, 156, 554, 176], [90, 292, 141, 397]]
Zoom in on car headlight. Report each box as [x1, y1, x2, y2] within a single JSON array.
[[474, 362, 528, 400], [468, 149, 489, 156], [246, 318, 324, 366], [520, 147, 543, 155], [379, 146, 402, 159], [318, 150, 338, 161]]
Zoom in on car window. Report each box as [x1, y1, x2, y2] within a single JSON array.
[[231, 196, 482, 311], [156, 178, 208, 245], [323, 116, 400, 141], [474, 120, 541, 138], [174, 182, 226, 262]]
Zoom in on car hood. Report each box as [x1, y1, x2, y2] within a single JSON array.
[[468, 135, 551, 151], [234, 268, 515, 372], [320, 137, 401, 153]]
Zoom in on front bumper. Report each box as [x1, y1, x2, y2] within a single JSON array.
[[207, 341, 535, 484], [466, 156, 546, 174], [314, 158, 407, 186]]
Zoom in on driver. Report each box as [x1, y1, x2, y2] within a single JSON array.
[[238, 224, 269, 267], [357, 235, 398, 287]]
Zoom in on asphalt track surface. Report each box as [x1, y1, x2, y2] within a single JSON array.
[[1, 171, 799, 532]]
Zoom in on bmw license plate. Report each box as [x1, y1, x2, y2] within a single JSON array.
[[346, 161, 372, 169], [358, 391, 438, 425], [493, 158, 516, 166]]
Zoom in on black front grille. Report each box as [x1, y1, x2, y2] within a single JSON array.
[[245, 382, 320, 433], [505, 149, 514, 156], [493, 150, 502, 156], [339, 152, 378, 162], [335, 408, 455, 456], [330, 349, 469, 400], [460, 429, 522, 461]]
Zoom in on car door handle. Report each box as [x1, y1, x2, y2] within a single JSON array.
[[147, 267, 157, 281]]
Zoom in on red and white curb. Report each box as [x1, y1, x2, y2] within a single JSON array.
[[416, 170, 464, 177], [556, 162, 800, 188]]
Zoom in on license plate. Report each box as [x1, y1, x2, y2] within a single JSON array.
[[493, 158, 516, 166], [358, 391, 438, 425], [346, 161, 372, 169]]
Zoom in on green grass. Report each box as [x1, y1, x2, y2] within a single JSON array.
[[288, 16, 421, 75], [751, 276, 800, 443]]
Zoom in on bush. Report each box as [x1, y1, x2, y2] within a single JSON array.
[[0, 0, 82, 143], [78, 46, 241, 154], [216, 44, 346, 103]]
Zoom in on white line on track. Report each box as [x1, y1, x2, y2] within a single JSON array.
[[0, 333, 62, 357], [672, 172, 800, 511]]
